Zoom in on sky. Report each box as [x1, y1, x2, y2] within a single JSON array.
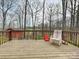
[[48, 0, 59, 3], [47, 0, 61, 4]]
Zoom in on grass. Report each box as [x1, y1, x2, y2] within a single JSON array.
[[36, 35, 43, 40], [0, 36, 8, 45]]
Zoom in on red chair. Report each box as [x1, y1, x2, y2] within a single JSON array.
[[44, 34, 49, 41]]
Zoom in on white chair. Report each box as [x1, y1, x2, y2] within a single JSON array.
[[50, 30, 62, 46]]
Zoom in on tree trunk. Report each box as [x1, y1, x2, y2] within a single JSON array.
[[62, 0, 67, 29], [76, 4, 79, 29], [42, 0, 45, 36], [49, 8, 52, 35], [3, 12, 6, 30], [18, 15, 22, 29], [24, 0, 28, 38], [33, 12, 37, 39], [70, 0, 77, 29]]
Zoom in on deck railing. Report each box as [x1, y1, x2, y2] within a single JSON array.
[[0, 30, 79, 47], [63, 31, 79, 47]]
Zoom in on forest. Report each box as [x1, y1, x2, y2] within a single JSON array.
[[0, 0, 79, 31]]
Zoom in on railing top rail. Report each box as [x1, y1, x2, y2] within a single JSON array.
[[0, 29, 79, 33]]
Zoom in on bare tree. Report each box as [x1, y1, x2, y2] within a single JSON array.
[[0, 0, 17, 30], [8, 14, 15, 28], [70, 0, 77, 29], [47, 4, 54, 35], [76, 2, 79, 29], [56, 4, 61, 28], [62, 0, 68, 29], [42, 0, 45, 36], [14, 5, 24, 29], [24, 0, 28, 38], [28, 0, 42, 39], [49, 7, 52, 35], [66, 0, 78, 29], [47, 3, 61, 30]]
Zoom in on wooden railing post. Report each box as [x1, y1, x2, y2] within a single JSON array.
[[8, 29, 12, 41], [62, 31, 64, 41]]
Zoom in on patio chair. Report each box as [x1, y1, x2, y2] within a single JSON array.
[[50, 30, 62, 46]]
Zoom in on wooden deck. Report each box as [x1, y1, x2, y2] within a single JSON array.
[[0, 40, 79, 59]]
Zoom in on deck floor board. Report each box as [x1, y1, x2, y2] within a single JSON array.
[[0, 40, 79, 59]]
